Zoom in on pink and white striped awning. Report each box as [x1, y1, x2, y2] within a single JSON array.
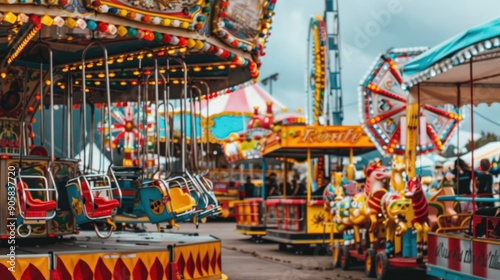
[[176, 83, 286, 117]]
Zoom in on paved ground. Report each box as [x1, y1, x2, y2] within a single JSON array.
[[149, 220, 435, 280]]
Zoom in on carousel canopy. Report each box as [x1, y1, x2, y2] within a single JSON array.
[[0, 1, 277, 107], [402, 17, 500, 106]]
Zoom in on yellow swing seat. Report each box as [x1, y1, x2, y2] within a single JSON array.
[[167, 187, 196, 214]]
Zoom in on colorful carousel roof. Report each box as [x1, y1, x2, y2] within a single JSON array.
[[402, 16, 500, 106], [171, 83, 292, 142], [0, 0, 278, 105], [176, 82, 285, 117]]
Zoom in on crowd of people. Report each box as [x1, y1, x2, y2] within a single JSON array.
[[235, 172, 307, 199], [236, 157, 500, 209], [231, 157, 500, 238], [433, 158, 499, 209]]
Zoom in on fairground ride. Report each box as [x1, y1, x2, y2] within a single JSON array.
[[402, 17, 500, 280], [0, 1, 277, 279]]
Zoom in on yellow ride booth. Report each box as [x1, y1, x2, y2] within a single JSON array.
[[261, 125, 375, 251]]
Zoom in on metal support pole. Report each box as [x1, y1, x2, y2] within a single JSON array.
[[307, 149, 311, 204]]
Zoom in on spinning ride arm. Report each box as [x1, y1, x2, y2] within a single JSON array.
[[16, 43, 58, 238], [192, 81, 211, 176], [159, 72, 174, 178], [80, 41, 120, 239], [165, 56, 188, 174]]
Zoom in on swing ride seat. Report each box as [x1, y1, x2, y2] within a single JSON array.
[[17, 181, 57, 218], [81, 181, 120, 218], [167, 187, 197, 214], [150, 179, 196, 214]]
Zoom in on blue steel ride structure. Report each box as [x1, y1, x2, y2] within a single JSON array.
[[325, 0, 343, 126]]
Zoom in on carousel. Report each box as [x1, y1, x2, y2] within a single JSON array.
[[402, 16, 500, 280], [328, 47, 461, 279], [0, 0, 277, 279]]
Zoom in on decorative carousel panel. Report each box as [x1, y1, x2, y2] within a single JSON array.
[[359, 48, 461, 156], [214, 0, 276, 54], [223, 128, 269, 163], [0, 0, 88, 13], [88, 0, 211, 33]]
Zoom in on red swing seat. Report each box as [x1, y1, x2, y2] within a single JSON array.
[[17, 181, 56, 218], [81, 181, 119, 218]]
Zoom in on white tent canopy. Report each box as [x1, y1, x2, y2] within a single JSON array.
[[415, 154, 446, 169], [443, 141, 500, 168], [75, 143, 111, 173]]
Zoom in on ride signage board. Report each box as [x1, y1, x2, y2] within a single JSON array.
[[276, 125, 374, 149], [262, 125, 375, 157]]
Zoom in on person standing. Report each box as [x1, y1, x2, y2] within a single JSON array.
[[477, 159, 494, 208], [266, 173, 281, 198], [453, 158, 473, 195], [243, 176, 255, 199], [289, 175, 305, 196]]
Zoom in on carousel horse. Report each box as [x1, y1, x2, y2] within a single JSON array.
[[334, 193, 371, 253], [390, 155, 406, 194], [364, 160, 390, 197], [323, 172, 350, 213], [381, 192, 414, 257], [405, 177, 429, 262], [323, 182, 347, 214], [364, 161, 391, 243]]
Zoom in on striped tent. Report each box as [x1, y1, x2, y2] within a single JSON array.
[[171, 83, 287, 143]]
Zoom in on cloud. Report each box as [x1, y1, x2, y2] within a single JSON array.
[[259, 0, 500, 132]]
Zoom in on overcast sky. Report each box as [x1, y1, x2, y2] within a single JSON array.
[[258, 0, 500, 136]]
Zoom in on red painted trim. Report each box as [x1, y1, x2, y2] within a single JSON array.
[[472, 240, 488, 278], [427, 234, 437, 265]]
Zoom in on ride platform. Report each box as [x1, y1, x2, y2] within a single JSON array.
[[0, 231, 225, 280], [264, 229, 328, 245], [234, 225, 267, 237]]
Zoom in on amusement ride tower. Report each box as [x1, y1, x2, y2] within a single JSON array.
[[307, 0, 343, 126]]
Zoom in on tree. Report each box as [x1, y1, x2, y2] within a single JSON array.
[[465, 131, 499, 151]]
